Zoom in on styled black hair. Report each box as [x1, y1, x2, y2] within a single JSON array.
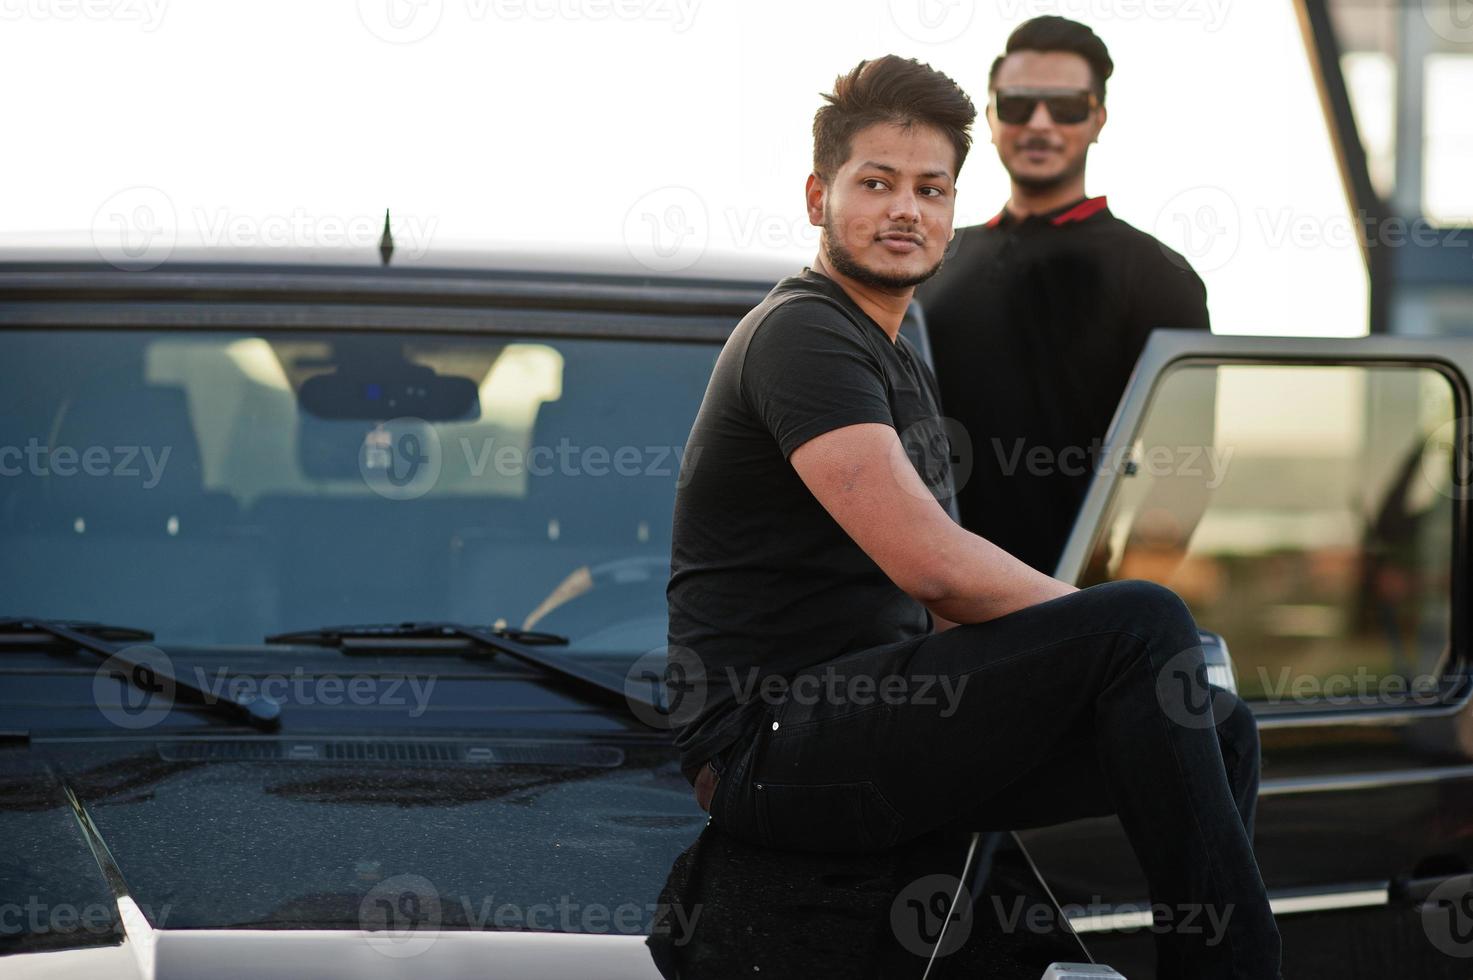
[[988, 16, 1114, 102], [813, 55, 978, 181]]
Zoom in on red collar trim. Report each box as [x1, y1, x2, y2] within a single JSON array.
[[1050, 196, 1109, 225], [984, 196, 1109, 229]]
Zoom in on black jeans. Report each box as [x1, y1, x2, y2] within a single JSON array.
[[705, 579, 1282, 980]]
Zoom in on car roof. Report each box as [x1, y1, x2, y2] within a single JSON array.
[[0, 238, 802, 284]]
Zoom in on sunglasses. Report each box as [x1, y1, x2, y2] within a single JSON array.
[[992, 88, 1099, 125]]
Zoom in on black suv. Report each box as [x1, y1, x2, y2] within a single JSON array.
[[3, 244, 1471, 978]]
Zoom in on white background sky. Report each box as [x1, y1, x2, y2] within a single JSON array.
[[2, 0, 1369, 336]]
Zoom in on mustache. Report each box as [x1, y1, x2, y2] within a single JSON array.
[[1016, 137, 1062, 151]]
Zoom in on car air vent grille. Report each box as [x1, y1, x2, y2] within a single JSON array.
[[158, 740, 624, 767], [320, 741, 459, 763]]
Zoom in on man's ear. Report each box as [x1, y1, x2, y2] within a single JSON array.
[[805, 172, 826, 227], [1092, 103, 1108, 144]]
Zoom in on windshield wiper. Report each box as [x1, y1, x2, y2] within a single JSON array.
[[0, 617, 282, 732], [264, 621, 663, 728]]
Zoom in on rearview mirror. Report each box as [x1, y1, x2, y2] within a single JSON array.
[[299, 363, 480, 422]]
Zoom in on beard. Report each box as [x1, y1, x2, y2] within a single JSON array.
[[821, 212, 945, 291], [1006, 143, 1088, 194]]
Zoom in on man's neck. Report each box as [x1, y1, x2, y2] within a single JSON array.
[[811, 252, 910, 343], [1003, 178, 1088, 221]]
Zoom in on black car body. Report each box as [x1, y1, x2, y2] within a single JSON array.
[[4, 245, 1471, 977], [0, 246, 1109, 979]]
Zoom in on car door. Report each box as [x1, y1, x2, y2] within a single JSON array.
[[1013, 330, 1473, 979]]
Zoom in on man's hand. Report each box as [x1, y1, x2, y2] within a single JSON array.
[[788, 422, 1077, 625]]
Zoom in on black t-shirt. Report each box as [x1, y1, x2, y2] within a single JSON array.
[[914, 196, 1210, 575], [667, 267, 950, 781]]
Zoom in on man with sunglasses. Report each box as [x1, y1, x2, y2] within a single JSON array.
[[916, 16, 1211, 577]]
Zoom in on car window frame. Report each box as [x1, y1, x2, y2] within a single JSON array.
[[1055, 330, 1473, 726]]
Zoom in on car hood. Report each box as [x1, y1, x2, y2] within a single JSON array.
[[2, 736, 1090, 979]]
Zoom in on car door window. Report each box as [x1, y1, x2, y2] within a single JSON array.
[[1077, 361, 1458, 711]]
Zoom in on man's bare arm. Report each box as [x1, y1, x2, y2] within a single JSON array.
[[789, 422, 1077, 624]]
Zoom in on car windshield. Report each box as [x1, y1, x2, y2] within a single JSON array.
[[0, 328, 718, 672]]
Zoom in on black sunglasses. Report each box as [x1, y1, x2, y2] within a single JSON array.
[[992, 88, 1099, 125]]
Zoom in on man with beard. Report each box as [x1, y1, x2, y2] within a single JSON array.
[[666, 54, 1279, 979], [916, 17, 1213, 576]]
